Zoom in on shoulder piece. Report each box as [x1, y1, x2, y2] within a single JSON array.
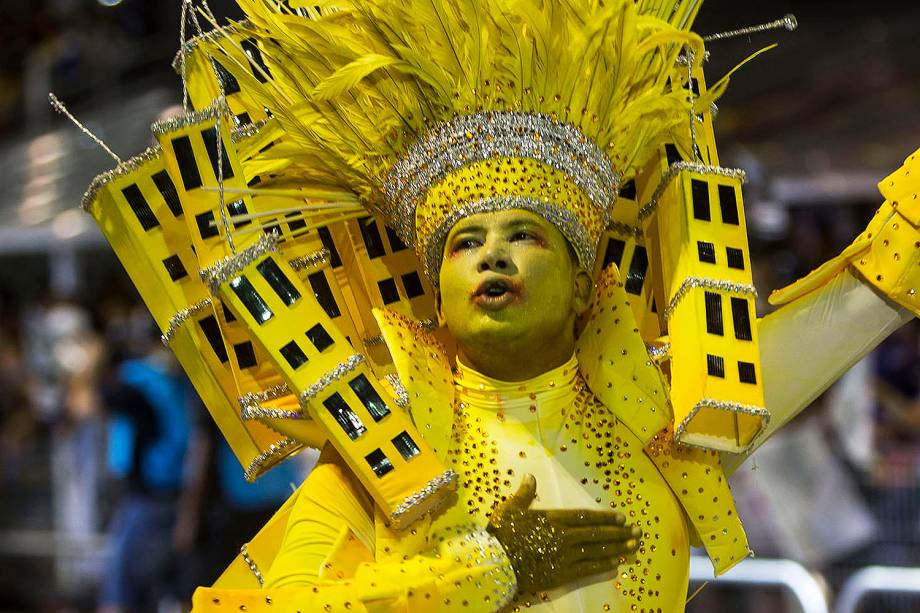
[[373, 309, 455, 460], [576, 267, 672, 445], [646, 428, 751, 576]]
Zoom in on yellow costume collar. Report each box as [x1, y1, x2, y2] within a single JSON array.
[[453, 353, 581, 412]]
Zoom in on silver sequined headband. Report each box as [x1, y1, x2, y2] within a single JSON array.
[[384, 111, 621, 245]]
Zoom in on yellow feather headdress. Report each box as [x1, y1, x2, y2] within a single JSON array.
[[211, 0, 708, 280]]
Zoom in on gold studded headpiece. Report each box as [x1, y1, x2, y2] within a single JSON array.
[[388, 111, 618, 279]]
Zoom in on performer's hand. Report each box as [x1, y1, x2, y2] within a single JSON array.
[[486, 474, 640, 593]]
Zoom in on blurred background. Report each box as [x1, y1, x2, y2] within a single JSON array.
[[0, 0, 917, 611]]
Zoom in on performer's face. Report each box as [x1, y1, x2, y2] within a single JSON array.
[[437, 209, 591, 366]]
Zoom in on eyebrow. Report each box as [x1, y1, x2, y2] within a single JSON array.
[[450, 223, 485, 235], [451, 216, 544, 235]]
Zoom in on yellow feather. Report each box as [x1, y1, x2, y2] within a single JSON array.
[[311, 54, 401, 100]]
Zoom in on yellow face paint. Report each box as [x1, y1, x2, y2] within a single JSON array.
[[438, 209, 586, 380]]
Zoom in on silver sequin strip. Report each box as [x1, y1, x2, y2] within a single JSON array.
[[390, 469, 459, 528], [364, 318, 436, 347], [242, 404, 304, 421], [151, 100, 228, 136], [80, 145, 162, 211], [161, 297, 213, 346], [646, 342, 671, 361], [243, 437, 300, 482], [289, 248, 330, 271], [674, 398, 770, 453], [385, 111, 620, 243], [239, 543, 264, 586], [607, 220, 642, 238], [384, 373, 410, 408], [664, 277, 757, 321], [298, 354, 366, 403], [703, 14, 797, 42], [424, 195, 596, 283], [638, 162, 747, 221], [232, 117, 272, 144], [201, 231, 279, 292], [239, 383, 302, 420]]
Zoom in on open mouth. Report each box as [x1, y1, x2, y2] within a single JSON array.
[[472, 278, 521, 309]]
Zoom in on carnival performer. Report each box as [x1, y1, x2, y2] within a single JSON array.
[[70, 0, 919, 611]]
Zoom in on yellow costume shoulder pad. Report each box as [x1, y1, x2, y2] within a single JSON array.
[[646, 428, 751, 576], [577, 267, 672, 445], [373, 309, 455, 459], [879, 147, 920, 224]]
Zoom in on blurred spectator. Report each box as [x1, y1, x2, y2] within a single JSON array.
[[0, 285, 32, 486], [873, 323, 920, 478], [187, 436, 316, 592], [19, 294, 107, 598], [862, 322, 920, 565], [97, 319, 201, 613]]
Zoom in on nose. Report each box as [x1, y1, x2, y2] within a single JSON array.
[[477, 238, 511, 273]]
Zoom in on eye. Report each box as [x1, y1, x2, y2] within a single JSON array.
[[510, 230, 537, 242], [451, 237, 481, 252]]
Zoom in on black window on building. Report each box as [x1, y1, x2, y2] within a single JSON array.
[[691, 179, 711, 222], [731, 297, 753, 341], [704, 291, 723, 336], [707, 354, 725, 378], [697, 241, 716, 264], [718, 184, 740, 225], [602, 238, 626, 270], [122, 184, 159, 231], [624, 246, 648, 295]]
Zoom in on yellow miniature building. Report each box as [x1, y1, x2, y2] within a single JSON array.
[[634, 63, 768, 453], [209, 234, 457, 528], [82, 147, 301, 481], [178, 21, 273, 128], [593, 179, 661, 340]]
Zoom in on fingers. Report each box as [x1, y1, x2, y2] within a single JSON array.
[[554, 509, 628, 527], [563, 525, 642, 546], [565, 536, 640, 561], [567, 557, 620, 581], [508, 474, 537, 508]]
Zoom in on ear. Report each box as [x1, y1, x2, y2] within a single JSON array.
[[572, 267, 593, 315], [435, 289, 446, 327]]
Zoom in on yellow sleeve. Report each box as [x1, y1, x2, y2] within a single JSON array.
[[722, 269, 911, 474], [193, 454, 517, 612], [263, 457, 376, 588]]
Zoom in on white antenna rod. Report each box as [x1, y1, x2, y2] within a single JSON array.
[[48, 93, 122, 165], [704, 14, 797, 43]]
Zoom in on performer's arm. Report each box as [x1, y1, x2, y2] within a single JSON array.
[[721, 270, 910, 473], [724, 148, 920, 473]]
